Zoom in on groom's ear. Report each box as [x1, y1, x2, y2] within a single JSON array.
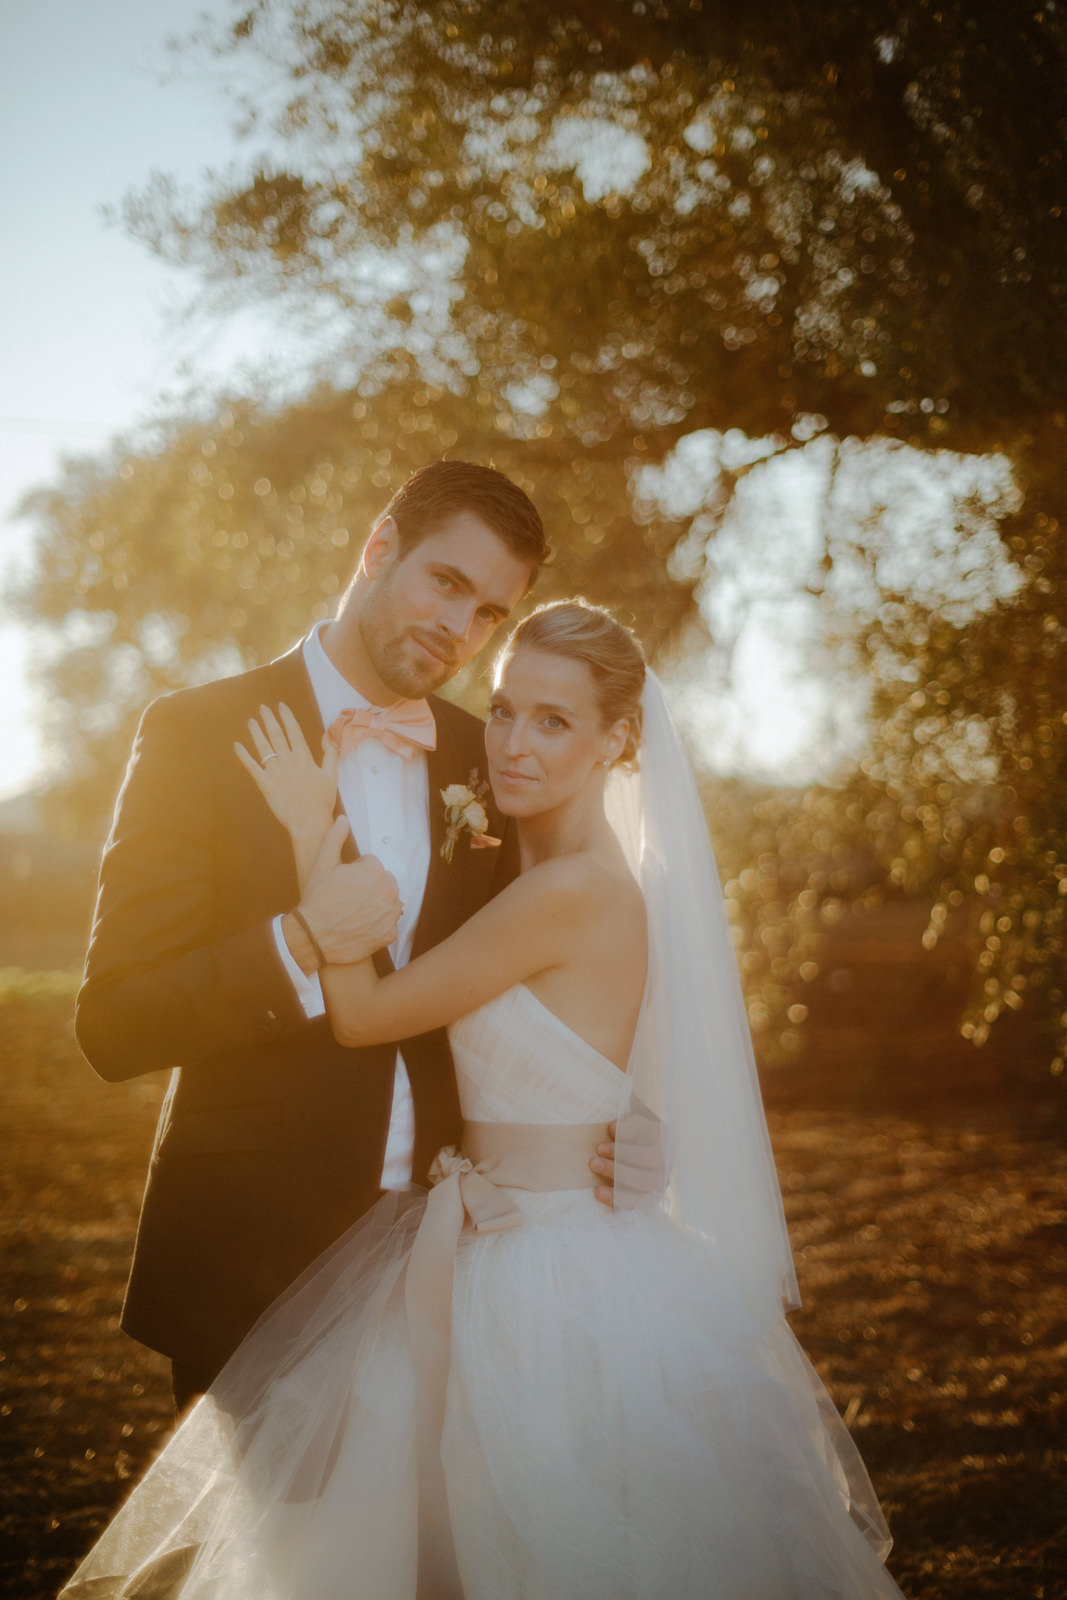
[[362, 516, 401, 581]]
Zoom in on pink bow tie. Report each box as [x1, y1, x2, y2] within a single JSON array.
[[328, 700, 438, 759]]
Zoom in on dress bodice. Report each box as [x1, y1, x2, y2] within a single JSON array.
[[447, 986, 624, 1225], [448, 983, 625, 1128]]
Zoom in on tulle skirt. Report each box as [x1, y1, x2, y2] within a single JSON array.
[[61, 1189, 904, 1599]]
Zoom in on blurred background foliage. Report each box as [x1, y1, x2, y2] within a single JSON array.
[[8, 0, 1066, 1071]]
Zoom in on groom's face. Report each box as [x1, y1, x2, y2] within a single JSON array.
[[357, 513, 533, 699]]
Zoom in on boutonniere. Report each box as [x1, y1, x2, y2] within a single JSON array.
[[440, 770, 502, 861]]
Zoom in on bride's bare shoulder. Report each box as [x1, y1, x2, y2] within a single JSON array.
[[521, 853, 643, 928]]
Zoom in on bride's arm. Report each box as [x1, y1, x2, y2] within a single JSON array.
[[322, 855, 596, 1047]]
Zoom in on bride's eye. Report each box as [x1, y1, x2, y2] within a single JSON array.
[[489, 703, 511, 721], [542, 715, 567, 731]]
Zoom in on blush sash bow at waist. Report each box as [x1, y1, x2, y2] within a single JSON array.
[[405, 1119, 606, 1600]]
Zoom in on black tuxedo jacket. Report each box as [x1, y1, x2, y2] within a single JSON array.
[[75, 642, 516, 1390]]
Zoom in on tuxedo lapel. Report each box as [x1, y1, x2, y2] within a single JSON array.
[[414, 705, 463, 957], [266, 642, 368, 875], [265, 641, 325, 750], [210, 643, 325, 917], [411, 701, 504, 961]]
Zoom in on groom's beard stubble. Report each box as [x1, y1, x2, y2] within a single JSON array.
[[357, 598, 460, 701]]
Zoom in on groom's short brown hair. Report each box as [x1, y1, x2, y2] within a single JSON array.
[[383, 460, 549, 573]]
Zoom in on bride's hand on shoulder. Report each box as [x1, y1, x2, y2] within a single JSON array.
[[235, 703, 338, 852]]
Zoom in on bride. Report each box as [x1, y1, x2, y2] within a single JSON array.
[[62, 600, 904, 1599]]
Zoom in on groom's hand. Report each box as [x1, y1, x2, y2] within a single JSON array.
[[284, 817, 402, 973], [591, 1114, 668, 1209]]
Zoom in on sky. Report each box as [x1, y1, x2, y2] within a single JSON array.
[[0, 0, 285, 800]]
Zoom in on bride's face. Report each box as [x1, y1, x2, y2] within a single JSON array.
[[486, 647, 627, 818]]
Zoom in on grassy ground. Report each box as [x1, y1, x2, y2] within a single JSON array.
[[2, 994, 1065, 1600]]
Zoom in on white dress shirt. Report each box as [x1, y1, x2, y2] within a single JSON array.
[[271, 623, 432, 1188]]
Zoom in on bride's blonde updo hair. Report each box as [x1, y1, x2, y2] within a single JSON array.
[[496, 599, 646, 769]]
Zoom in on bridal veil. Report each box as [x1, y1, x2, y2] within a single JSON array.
[[604, 670, 799, 1327], [607, 671, 891, 1557]]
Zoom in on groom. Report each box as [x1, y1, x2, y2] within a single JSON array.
[[76, 459, 617, 1409]]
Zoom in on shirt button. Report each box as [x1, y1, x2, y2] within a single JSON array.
[[381, 834, 390, 845], [370, 765, 379, 774]]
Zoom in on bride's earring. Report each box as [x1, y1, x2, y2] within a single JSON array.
[[601, 757, 611, 768]]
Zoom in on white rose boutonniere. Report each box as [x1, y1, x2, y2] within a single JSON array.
[[440, 770, 502, 862]]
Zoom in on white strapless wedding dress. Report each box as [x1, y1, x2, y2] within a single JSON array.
[[62, 986, 904, 1599]]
